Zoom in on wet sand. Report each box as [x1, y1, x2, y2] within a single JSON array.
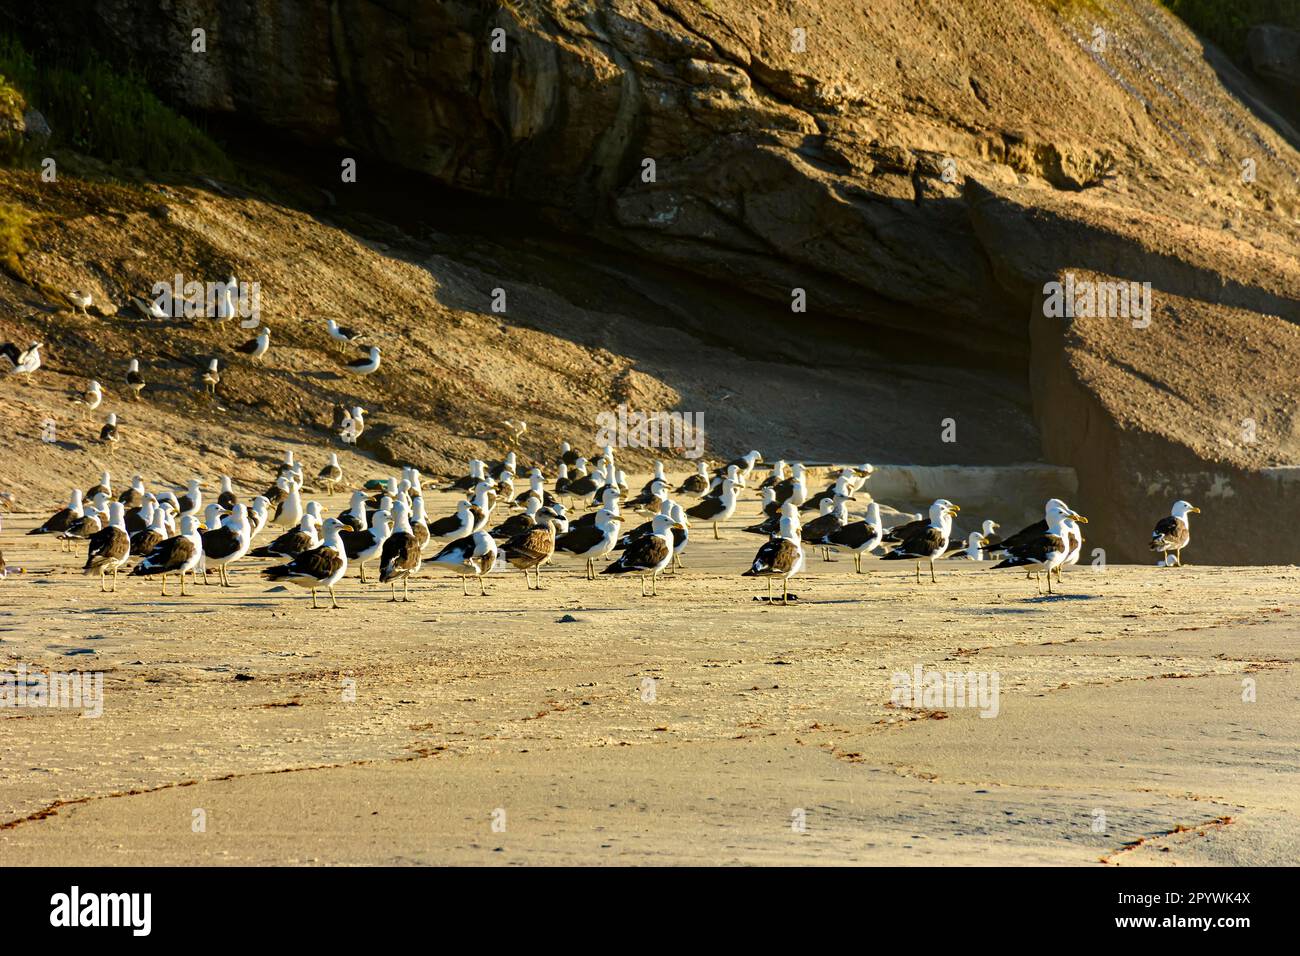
[[2, 489, 1297, 865]]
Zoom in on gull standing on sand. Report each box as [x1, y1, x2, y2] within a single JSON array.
[[429, 529, 498, 595], [882, 499, 959, 584], [99, 412, 120, 457], [73, 379, 102, 415], [131, 515, 203, 595], [317, 453, 343, 494], [125, 358, 146, 400], [217, 475, 238, 510], [1150, 500, 1200, 567], [177, 479, 203, 518], [824, 500, 884, 574], [66, 290, 92, 314], [262, 517, 349, 609], [273, 480, 304, 528], [237, 326, 271, 360], [29, 489, 83, 537], [130, 507, 168, 556], [992, 502, 1087, 594], [686, 476, 738, 539], [251, 513, 321, 559], [200, 504, 252, 587], [675, 460, 710, 496], [949, 531, 990, 561], [83, 502, 131, 591], [340, 510, 391, 583], [743, 508, 804, 605], [555, 509, 623, 579], [601, 512, 678, 596], [201, 358, 220, 395], [378, 501, 422, 602], [326, 318, 364, 343], [500, 513, 557, 590]]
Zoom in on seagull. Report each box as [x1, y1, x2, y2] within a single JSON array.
[[340, 510, 391, 583], [130, 507, 168, 556], [824, 500, 884, 573], [130, 515, 204, 595], [125, 358, 146, 400], [72, 379, 102, 415], [992, 502, 1087, 593], [881, 499, 959, 584], [262, 517, 349, 609], [378, 501, 422, 602], [85, 471, 113, 499], [200, 504, 252, 586], [326, 318, 363, 343], [317, 453, 343, 494], [601, 512, 678, 596], [0, 341, 42, 376], [499, 419, 527, 447], [66, 290, 92, 314], [118, 475, 146, 510], [340, 406, 366, 444], [743, 509, 804, 605], [716, 450, 762, 484], [500, 513, 558, 589], [177, 479, 203, 517], [345, 345, 381, 375], [987, 499, 1076, 579], [132, 295, 169, 320], [99, 413, 120, 457], [675, 460, 711, 496], [201, 358, 220, 395], [217, 475, 238, 510], [555, 509, 623, 579], [1151, 500, 1200, 567], [429, 530, 498, 595], [252, 513, 321, 559], [58, 503, 103, 551], [799, 494, 855, 561], [32, 490, 84, 537], [685, 477, 739, 539], [491, 497, 543, 539], [949, 531, 990, 560], [236, 326, 271, 360], [273, 480, 304, 528], [82, 502, 131, 591], [338, 490, 370, 532]]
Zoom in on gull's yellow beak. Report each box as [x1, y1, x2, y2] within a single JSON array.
[[1071, 513, 1088, 524], [979, 537, 989, 546], [1190, 506, 1201, 514]]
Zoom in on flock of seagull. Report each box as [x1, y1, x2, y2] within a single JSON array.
[[2, 288, 381, 459], [0, 431, 1203, 605]]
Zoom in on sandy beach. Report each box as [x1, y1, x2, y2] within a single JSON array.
[[2, 487, 1297, 865]]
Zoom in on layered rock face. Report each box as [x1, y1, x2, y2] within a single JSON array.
[[16, 0, 1300, 562]]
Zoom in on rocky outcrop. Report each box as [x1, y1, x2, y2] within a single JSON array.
[[23, 1, 1298, 354], [1030, 268, 1300, 564]]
